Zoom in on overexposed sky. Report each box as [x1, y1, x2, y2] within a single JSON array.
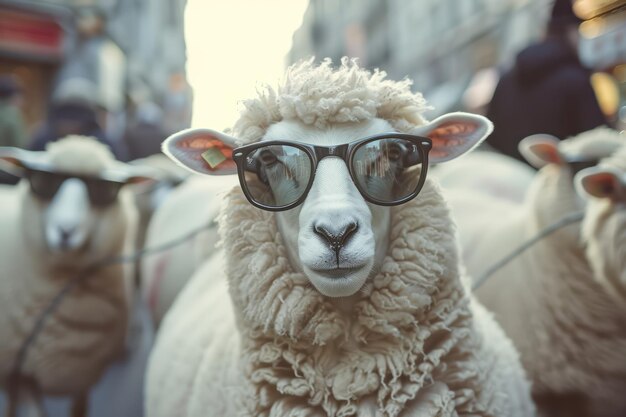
[[185, 1, 309, 130]]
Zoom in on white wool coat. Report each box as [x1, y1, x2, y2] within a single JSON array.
[[0, 182, 135, 396], [146, 179, 534, 417], [0, 136, 142, 398], [141, 175, 238, 325], [431, 151, 535, 204]]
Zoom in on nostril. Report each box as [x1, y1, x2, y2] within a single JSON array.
[[59, 226, 75, 242], [341, 222, 358, 247], [313, 221, 359, 251], [313, 224, 335, 246]]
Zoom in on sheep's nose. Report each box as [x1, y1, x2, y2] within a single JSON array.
[[59, 226, 76, 247], [313, 221, 359, 254]]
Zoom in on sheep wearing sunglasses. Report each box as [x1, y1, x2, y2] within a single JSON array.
[[0, 135, 152, 415], [148, 58, 535, 417]]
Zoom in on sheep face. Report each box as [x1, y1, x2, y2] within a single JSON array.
[[0, 136, 152, 267], [517, 130, 626, 237], [20, 180, 132, 266], [29, 177, 100, 253], [577, 166, 626, 301], [265, 119, 393, 297], [164, 112, 492, 298]]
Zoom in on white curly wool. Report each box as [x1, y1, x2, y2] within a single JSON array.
[[0, 137, 136, 399], [445, 128, 626, 416], [147, 58, 534, 416], [147, 180, 534, 417], [231, 58, 430, 144]]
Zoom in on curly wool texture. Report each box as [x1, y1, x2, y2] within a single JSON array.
[[146, 59, 533, 417], [214, 179, 527, 417], [232, 58, 430, 144]]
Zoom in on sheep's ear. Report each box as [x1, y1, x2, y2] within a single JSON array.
[[162, 128, 238, 175], [575, 166, 625, 201], [119, 164, 161, 185], [410, 112, 493, 164], [518, 134, 564, 168], [0, 147, 46, 176]]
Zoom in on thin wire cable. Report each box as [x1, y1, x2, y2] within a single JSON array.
[[471, 211, 585, 290], [9, 219, 218, 384]]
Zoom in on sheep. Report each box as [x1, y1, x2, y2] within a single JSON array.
[[127, 153, 190, 254], [442, 127, 626, 417], [145, 58, 535, 417], [125, 153, 190, 291], [431, 149, 535, 204], [140, 174, 237, 325], [0, 136, 152, 417], [577, 147, 626, 313]]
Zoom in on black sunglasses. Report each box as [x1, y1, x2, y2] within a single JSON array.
[[231, 133, 432, 211], [24, 167, 126, 207]]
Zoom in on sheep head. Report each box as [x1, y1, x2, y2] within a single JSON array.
[[165, 59, 493, 298], [0, 136, 153, 267], [516, 129, 626, 234], [576, 161, 626, 302], [165, 111, 490, 297]]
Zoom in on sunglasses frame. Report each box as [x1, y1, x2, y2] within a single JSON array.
[[22, 165, 128, 207], [232, 133, 433, 211]]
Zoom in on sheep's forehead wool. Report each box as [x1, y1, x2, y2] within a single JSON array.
[[559, 127, 625, 160], [46, 135, 116, 174], [264, 118, 394, 145], [232, 58, 431, 145]]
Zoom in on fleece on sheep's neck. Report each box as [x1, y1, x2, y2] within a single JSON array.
[[220, 179, 498, 416]]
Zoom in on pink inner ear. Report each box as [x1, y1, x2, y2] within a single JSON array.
[[586, 173, 620, 198], [429, 121, 477, 159], [0, 156, 26, 176], [178, 135, 236, 172], [0, 156, 23, 166], [530, 143, 562, 165]]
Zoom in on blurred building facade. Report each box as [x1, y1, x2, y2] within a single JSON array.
[[0, 0, 191, 144], [288, 0, 626, 122]]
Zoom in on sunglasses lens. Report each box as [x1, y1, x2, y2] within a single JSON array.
[[85, 179, 123, 206], [352, 138, 424, 203], [28, 170, 66, 200], [241, 144, 312, 208]]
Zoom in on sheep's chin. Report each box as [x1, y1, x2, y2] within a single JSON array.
[[303, 262, 372, 297]]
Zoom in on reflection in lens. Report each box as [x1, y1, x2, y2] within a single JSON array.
[[352, 138, 423, 202], [242, 144, 312, 208]]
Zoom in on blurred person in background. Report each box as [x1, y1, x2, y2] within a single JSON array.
[[0, 74, 26, 149], [29, 78, 127, 160], [0, 74, 27, 185], [486, 0, 610, 164], [123, 101, 167, 161]]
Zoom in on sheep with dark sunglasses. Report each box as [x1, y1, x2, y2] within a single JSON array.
[[146, 58, 535, 416], [0, 135, 152, 416]]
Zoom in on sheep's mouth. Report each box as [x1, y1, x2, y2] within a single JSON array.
[[304, 263, 372, 297], [310, 266, 367, 279]]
